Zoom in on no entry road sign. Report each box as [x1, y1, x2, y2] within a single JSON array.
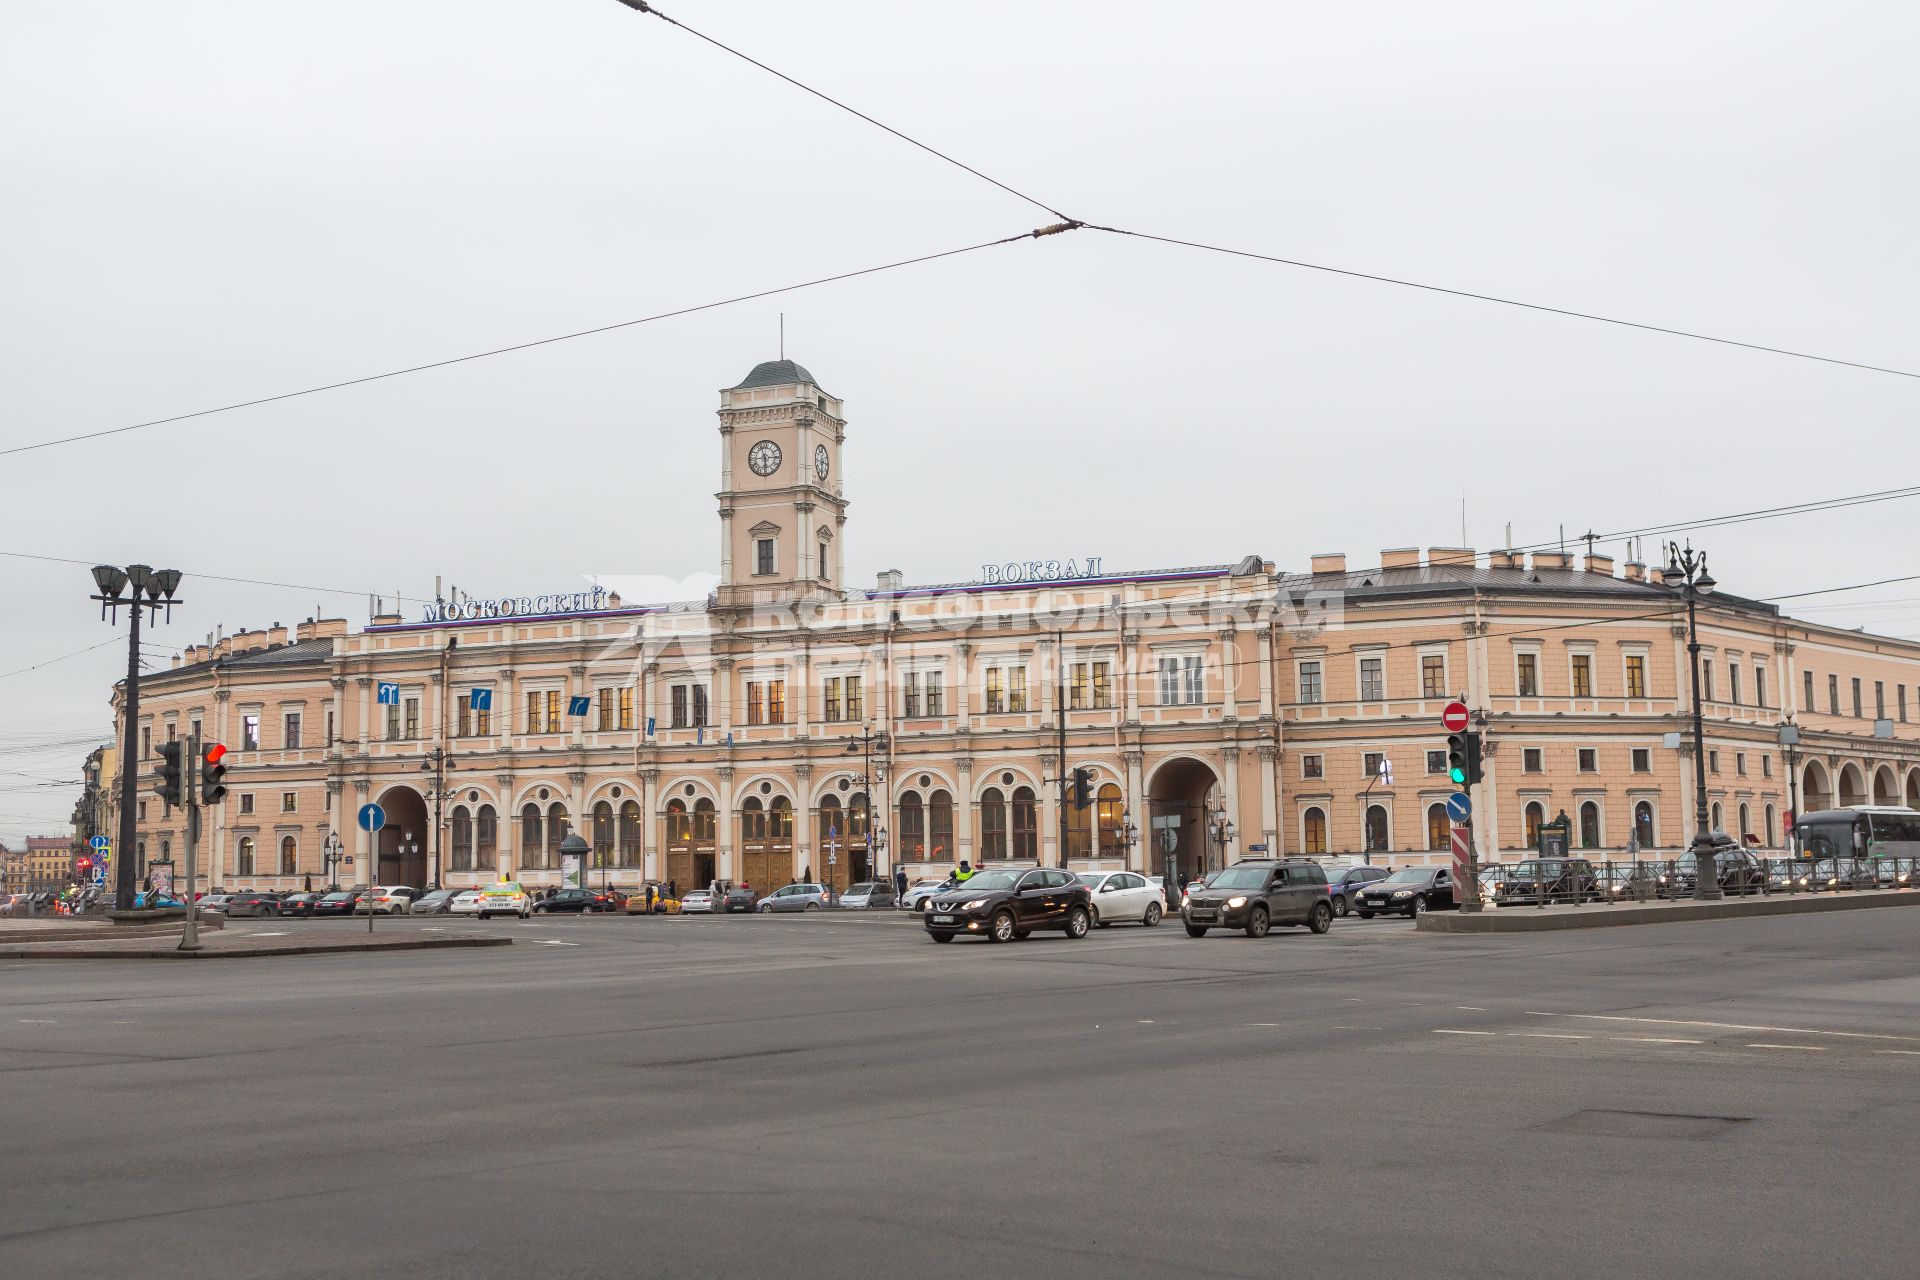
[[1442, 701, 1470, 733]]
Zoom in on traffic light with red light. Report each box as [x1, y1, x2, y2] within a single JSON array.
[[200, 742, 229, 805], [1071, 767, 1092, 809]]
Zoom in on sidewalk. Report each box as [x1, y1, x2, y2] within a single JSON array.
[[1417, 887, 1920, 933], [0, 929, 512, 960], [0, 914, 227, 945]]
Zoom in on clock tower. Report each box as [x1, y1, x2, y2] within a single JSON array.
[[715, 358, 848, 608]]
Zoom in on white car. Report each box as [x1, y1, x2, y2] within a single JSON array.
[[898, 879, 950, 913], [448, 889, 485, 916], [361, 885, 419, 915], [1076, 871, 1166, 926], [680, 889, 715, 914], [476, 881, 533, 920]]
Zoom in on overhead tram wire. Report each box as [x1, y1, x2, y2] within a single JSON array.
[[0, 225, 1079, 460], [1079, 224, 1920, 381], [611, 1, 1077, 224]]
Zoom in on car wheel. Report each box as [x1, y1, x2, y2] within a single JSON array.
[[1333, 894, 1349, 918], [1244, 906, 1270, 938], [1356, 910, 1374, 920], [1409, 895, 1426, 918], [758, 902, 772, 913], [1013, 929, 1031, 940], [1185, 924, 1209, 938], [1309, 901, 1332, 934], [805, 902, 820, 911], [1090, 906, 1105, 927], [1143, 902, 1162, 927], [989, 910, 1017, 943], [1065, 906, 1091, 939], [929, 931, 955, 943]]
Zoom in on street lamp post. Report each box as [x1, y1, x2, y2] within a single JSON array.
[[1209, 807, 1235, 876], [1664, 542, 1722, 901], [323, 831, 343, 890], [846, 727, 889, 883], [418, 748, 457, 890], [90, 563, 182, 910], [1779, 721, 1802, 858]]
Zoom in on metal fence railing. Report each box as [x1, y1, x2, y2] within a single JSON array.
[[1474, 856, 1917, 908]]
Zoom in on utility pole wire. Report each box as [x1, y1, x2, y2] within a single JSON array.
[[1082, 224, 1920, 381], [0, 225, 1074, 459], [613, 1, 1077, 224]]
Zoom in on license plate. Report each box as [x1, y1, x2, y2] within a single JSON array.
[[931, 914, 955, 924], [1189, 910, 1215, 922]]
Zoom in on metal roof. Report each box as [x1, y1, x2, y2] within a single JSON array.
[[731, 359, 819, 391]]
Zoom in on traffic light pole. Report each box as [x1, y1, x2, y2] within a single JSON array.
[[180, 734, 202, 951]]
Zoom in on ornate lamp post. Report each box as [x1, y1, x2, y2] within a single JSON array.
[[1664, 542, 1721, 901], [1210, 807, 1236, 876], [90, 563, 182, 909], [419, 748, 458, 890]]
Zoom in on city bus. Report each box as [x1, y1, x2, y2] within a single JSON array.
[[1790, 807, 1920, 886]]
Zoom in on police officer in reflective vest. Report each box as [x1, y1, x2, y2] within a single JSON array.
[[952, 859, 974, 885]]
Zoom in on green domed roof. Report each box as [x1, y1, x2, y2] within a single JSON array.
[[732, 359, 818, 390]]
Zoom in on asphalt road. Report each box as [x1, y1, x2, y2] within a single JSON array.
[[2, 907, 1915, 1279]]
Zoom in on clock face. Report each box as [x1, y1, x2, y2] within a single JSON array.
[[747, 440, 782, 477], [815, 443, 830, 480]]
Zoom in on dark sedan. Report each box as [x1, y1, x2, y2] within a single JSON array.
[[311, 890, 364, 917], [721, 886, 759, 913], [924, 867, 1092, 943], [279, 892, 323, 918], [223, 891, 284, 918], [533, 888, 617, 914], [1354, 866, 1459, 918]]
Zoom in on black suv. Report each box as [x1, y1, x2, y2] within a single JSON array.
[[1182, 860, 1332, 938], [1354, 866, 1459, 917], [923, 868, 1092, 943]]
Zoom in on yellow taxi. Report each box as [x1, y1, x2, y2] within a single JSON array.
[[477, 879, 533, 921], [624, 884, 679, 914]]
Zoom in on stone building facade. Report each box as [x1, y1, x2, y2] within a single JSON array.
[[112, 360, 1920, 894]]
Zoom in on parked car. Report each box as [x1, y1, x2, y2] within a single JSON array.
[[757, 882, 832, 912], [131, 891, 185, 909], [624, 885, 676, 914], [1322, 864, 1391, 917], [898, 878, 951, 913], [534, 887, 616, 914], [1075, 871, 1165, 926], [449, 889, 486, 916], [1497, 858, 1599, 903], [1354, 865, 1459, 918], [680, 889, 715, 914], [476, 881, 533, 920], [1595, 862, 1666, 900], [359, 886, 420, 915], [223, 891, 284, 918], [1182, 859, 1333, 937], [838, 881, 896, 910], [311, 890, 364, 917], [408, 889, 459, 916], [722, 885, 760, 913], [1669, 847, 1766, 895], [278, 892, 322, 918], [924, 867, 1092, 943], [195, 893, 240, 915]]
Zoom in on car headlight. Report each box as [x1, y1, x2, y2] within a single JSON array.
[[1391, 889, 1411, 898], [960, 899, 988, 911], [1226, 896, 1247, 909]]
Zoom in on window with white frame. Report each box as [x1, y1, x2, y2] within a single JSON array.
[[1297, 660, 1323, 705], [1301, 754, 1323, 780], [667, 681, 708, 730], [1357, 653, 1385, 701], [1158, 655, 1204, 706], [1569, 649, 1594, 698], [1515, 648, 1540, 697], [1419, 651, 1447, 698], [755, 537, 776, 576], [1624, 649, 1648, 698]]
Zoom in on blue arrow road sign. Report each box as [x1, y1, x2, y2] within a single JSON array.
[[358, 802, 387, 833], [469, 688, 492, 712], [1446, 793, 1472, 824], [645, 717, 655, 737], [567, 695, 591, 717], [89, 835, 110, 851], [376, 682, 400, 705]]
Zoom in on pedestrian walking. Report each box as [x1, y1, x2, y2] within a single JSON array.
[[894, 866, 907, 900], [801, 864, 813, 883]]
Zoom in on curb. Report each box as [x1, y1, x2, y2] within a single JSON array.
[[1416, 889, 1920, 933], [0, 936, 513, 960], [0, 919, 228, 944]]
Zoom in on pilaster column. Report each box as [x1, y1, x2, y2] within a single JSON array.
[[1219, 745, 1241, 863], [793, 762, 813, 878], [496, 668, 515, 749], [716, 658, 735, 736], [1257, 743, 1279, 856], [355, 676, 372, 755], [955, 756, 974, 861], [643, 662, 660, 739], [494, 773, 515, 877], [716, 765, 736, 880], [639, 768, 659, 881], [329, 676, 346, 755], [1256, 623, 1275, 718], [429, 670, 444, 741], [796, 650, 812, 736], [1122, 631, 1141, 724], [1039, 636, 1057, 728], [955, 643, 973, 731], [1217, 628, 1238, 720], [1124, 749, 1145, 873]]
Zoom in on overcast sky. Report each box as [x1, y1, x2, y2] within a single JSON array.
[[2, 1, 1915, 840]]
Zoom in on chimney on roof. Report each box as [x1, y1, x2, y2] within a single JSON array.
[[1488, 550, 1520, 570], [1585, 553, 1615, 577], [876, 569, 904, 594], [1381, 548, 1421, 569], [1532, 551, 1570, 570], [1426, 547, 1475, 570], [1623, 560, 1647, 583], [267, 624, 289, 648], [1309, 553, 1346, 575]]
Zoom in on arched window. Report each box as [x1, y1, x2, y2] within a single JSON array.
[[592, 801, 615, 869], [769, 795, 793, 842], [1580, 801, 1601, 849], [740, 796, 766, 842], [1738, 802, 1751, 842], [521, 803, 543, 867], [929, 789, 954, 861], [692, 798, 716, 843], [899, 792, 925, 861], [451, 805, 473, 872], [476, 805, 497, 870], [1364, 805, 1389, 853], [1710, 801, 1723, 833], [1426, 803, 1449, 851], [1096, 784, 1125, 858], [1634, 801, 1655, 851], [816, 795, 842, 852], [237, 836, 255, 876], [1302, 807, 1327, 855], [1524, 802, 1545, 849], [666, 798, 690, 846], [1764, 804, 1776, 847], [979, 787, 1007, 859], [1064, 785, 1092, 859], [619, 800, 641, 866], [848, 792, 870, 842], [1012, 786, 1038, 860], [279, 835, 297, 875], [546, 802, 569, 866]]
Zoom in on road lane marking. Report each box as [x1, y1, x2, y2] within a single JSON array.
[[1530, 1012, 1920, 1044], [1433, 1029, 1495, 1036], [18, 1019, 57, 1024], [1509, 1033, 1587, 1040], [1244, 1022, 1280, 1027], [1455, 1006, 1486, 1011], [1615, 1037, 1703, 1045], [1875, 1050, 1920, 1057], [531, 940, 581, 947], [1747, 1043, 1826, 1051]]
